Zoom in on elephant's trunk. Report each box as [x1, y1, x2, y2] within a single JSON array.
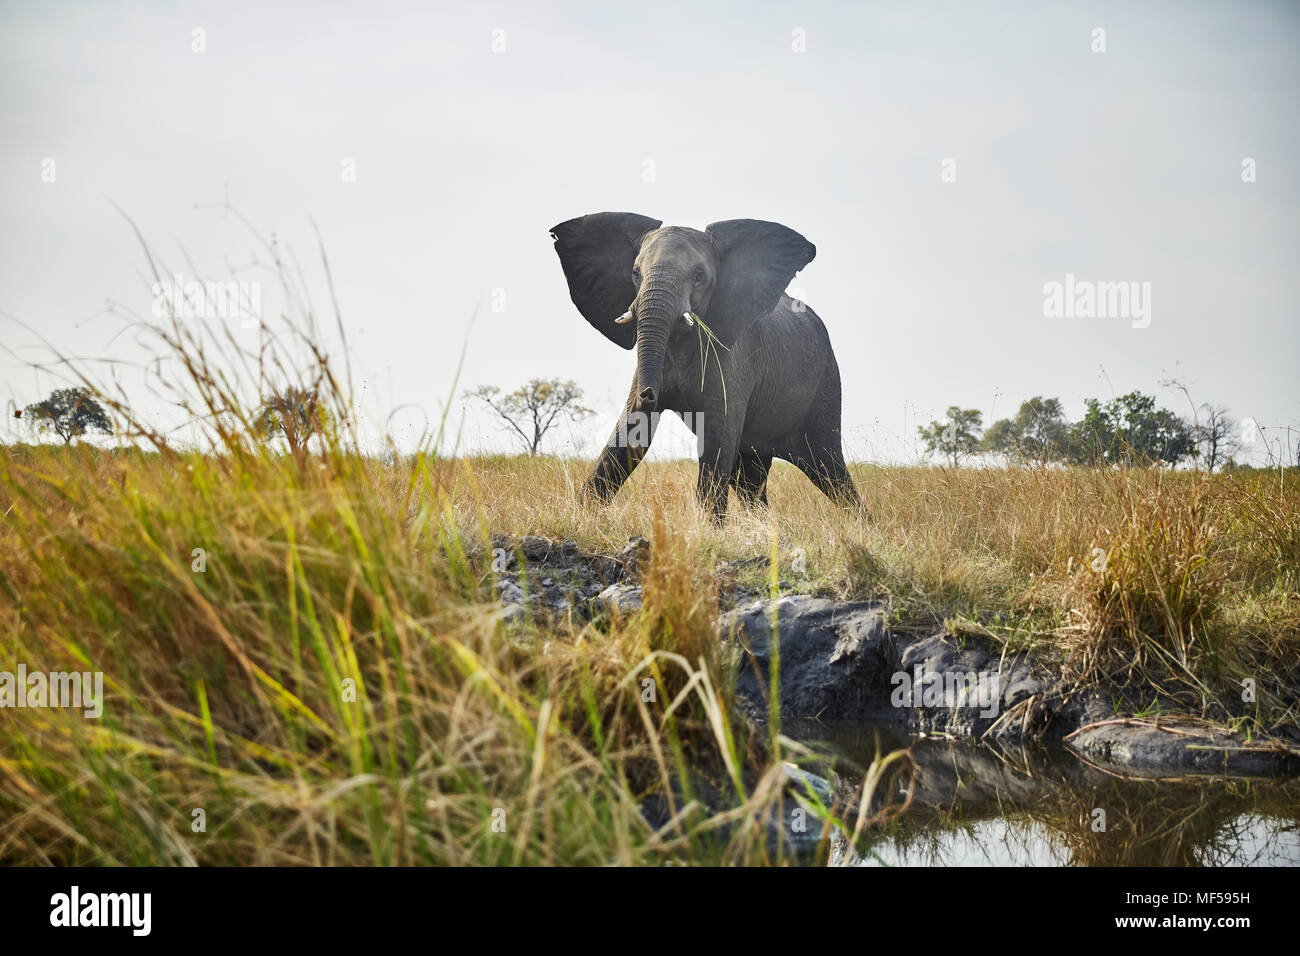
[[632, 272, 682, 412]]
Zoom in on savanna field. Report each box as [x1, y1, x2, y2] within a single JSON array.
[[2, 430, 1297, 864]]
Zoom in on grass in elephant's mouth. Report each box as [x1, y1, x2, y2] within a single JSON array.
[[690, 311, 729, 410]]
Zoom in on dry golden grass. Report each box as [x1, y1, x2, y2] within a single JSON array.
[[2, 428, 1296, 866], [437, 452, 1299, 651], [0, 440, 880, 865]]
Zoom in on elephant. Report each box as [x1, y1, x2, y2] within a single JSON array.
[[550, 212, 861, 521]]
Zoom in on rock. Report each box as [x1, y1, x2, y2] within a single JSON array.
[[598, 583, 643, 615], [894, 633, 1007, 737], [614, 535, 650, 574], [498, 577, 525, 605], [481, 540, 1300, 779], [1002, 677, 1044, 709], [722, 595, 1049, 739], [593, 557, 621, 583], [520, 535, 551, 561], [485, 535, 651, 625], [899, 633, 989, 673], [722, 596, 894, 720], [1065, 721, 1300, 777], [774, 765, 840, 857], [783, 763, 835, 805]]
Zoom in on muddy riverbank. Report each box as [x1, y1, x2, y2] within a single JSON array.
[[487, 533, 1300, 778]]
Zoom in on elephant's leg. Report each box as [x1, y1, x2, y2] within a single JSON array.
[[788, 362, 861, 508], [582, 388, 659, 503], [696, 430, 741, 523], [731, 447, 772, 508], [791, 444, 860, 507]]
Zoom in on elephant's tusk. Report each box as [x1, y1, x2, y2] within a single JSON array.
[[682, 312, 695, 326], [614, 310, 634, 324]]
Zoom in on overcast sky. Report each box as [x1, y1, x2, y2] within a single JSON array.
[[2, 0, 1297, 464]]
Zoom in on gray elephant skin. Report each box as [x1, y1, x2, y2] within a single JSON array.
[[550, 212, 861, 521]]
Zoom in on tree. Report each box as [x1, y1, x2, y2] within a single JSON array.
[[981, 417, 1018, 461], [918, 406, 983, 467], [982, 396, 1069, 465], [1145, 407, 1197, 465], [1067, 391, 1195, 466], [257, 386, 325, 454], [23, 387, 112, 444], [1194, 404, 1240, 472], [467, 378, 594, 456], [1068, 398, 1115, 465]]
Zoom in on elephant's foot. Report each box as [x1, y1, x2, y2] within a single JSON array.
[[580, 476, 618, 504], [834, 484, 862, 509], [696, 486, 730, 524]]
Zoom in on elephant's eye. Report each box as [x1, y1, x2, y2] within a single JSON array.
[[693, 269, 707, 286], [631, 268, 642, 284]]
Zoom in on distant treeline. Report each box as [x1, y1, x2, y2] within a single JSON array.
[[918, 392, 1276, 471]]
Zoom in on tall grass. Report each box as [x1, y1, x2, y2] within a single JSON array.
[[0, 245, 895, 864], [0, 425, 872, 864], [4, 447, 1294, 863], [1, 223, 1295, 864]]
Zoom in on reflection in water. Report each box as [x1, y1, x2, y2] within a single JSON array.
[[785, 719, 1300, 867]]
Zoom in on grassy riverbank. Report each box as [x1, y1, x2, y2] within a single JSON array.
[[2, 430, 1296, 864]]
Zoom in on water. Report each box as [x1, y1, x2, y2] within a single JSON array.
[[785, 719, 1300, 867]]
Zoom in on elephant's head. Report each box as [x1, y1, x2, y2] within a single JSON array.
[[550, 212, 816, 411]]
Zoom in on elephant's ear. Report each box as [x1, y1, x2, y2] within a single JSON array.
[[550, 212, 663, 350], [704, 219, 816, 346]]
